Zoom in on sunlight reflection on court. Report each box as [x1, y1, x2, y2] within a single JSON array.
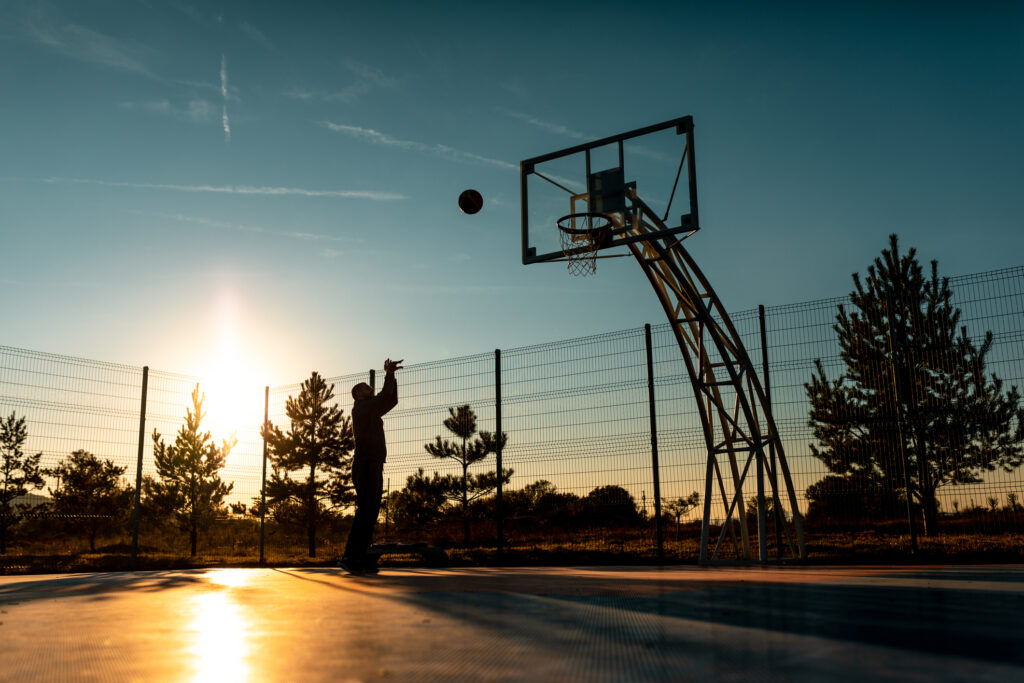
[[207, 568, 251, 588], [189, 571, 251, 682]]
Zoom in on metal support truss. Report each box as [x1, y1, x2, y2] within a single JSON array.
[[618, 196, 807, 563]]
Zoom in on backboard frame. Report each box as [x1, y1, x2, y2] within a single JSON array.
[[520, 116, 698, 265]]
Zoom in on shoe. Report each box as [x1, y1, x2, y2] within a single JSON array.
[[337, 557, 363, 574]]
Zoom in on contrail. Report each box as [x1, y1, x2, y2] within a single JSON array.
[[323, 122, 517, 170], [220, 55, 230, 143], [46, 177, 408, 200]]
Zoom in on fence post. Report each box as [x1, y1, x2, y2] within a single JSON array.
[[384, 478, 390, 542], [130, 366, 148, 570], [259, 386, 269, 566], [644, 325, 664, 561], [755, 307, 770, 563], [495, 349, 504, 558], [369, 368, 375, 392], [885, 289, 918, 554], [758, 305, 785, 560]]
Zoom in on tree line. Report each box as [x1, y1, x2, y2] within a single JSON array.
[[1, 380, 701, 556]]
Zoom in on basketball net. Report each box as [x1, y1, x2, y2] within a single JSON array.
[[558, 213, 611, 277]]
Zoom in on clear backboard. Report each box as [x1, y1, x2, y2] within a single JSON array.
[[520, 116, 698, 266]]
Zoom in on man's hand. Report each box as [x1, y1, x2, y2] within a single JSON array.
[[384, 358, 404, 373]]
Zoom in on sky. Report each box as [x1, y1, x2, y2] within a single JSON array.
[[1, 0, 1022, 389]]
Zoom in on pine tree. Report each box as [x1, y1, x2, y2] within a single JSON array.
[[0, 412, 45, 554], [663, 492, 701, 541], [149, 385, 235, 556], [385, 468, 451, 528], [424, 405, 510, 544], [261, 371, 354, 558], [806, 235, 1024, 534], [47, 450, 133, 551]]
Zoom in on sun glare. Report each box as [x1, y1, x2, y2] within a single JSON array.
[[195, 289, 267, 460], [204, 360, 263, 454]]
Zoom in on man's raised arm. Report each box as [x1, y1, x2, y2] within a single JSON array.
[[370, 358, 402, 416]]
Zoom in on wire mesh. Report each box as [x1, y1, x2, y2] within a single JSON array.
[[261, 372, 368, 562], [753, 265, 1024, 554], [0, 347, 143, 565], [1, 264, 1021, 568], [501, 328, 654, 557], [141, 370, 265, 561]]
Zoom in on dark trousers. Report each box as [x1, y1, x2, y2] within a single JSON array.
[[343, 455, 384, 566]]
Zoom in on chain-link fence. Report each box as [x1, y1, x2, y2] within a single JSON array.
[[2, 265, 1022, 571]]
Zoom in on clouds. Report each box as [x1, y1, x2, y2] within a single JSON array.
[[220, 55, 231, 143], [170, 2, 275, 49], [168, 2, 217, 28], [323, 119, 582, 193], [46, 177, 408, 201], [25, 5, 152, 76], [343, 60, 397, 89], [239, 21, 274, 50], [117, 55, 233, 139], [128, 212, 378, 261], [145, 212, 359, 245], [499, 109, 589, 141], [23, 3, 239, 142], [499, 108, 670, 163], [119, 99, 214, 123], [286, 60, 397, 103], [323, 122, 516, 171], [188, 99, 215, 122]]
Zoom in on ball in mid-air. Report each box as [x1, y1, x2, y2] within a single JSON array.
[[458, 189, 483, 215]]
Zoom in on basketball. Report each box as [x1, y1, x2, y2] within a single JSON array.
[[458, 189, 483, 215]]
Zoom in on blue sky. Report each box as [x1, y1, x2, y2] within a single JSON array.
[[2, 0, 1022, 387]]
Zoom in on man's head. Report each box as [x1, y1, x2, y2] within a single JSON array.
[[351, 382, 373, 401]]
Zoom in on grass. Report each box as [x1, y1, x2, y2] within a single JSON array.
[[2, 519, 1022, 575]]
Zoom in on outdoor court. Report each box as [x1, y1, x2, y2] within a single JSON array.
[[2, 565, 1022, 681]]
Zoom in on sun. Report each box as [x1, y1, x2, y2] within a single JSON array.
[[201, 352, 264, 460], [203, 364, 263, 456], [191, 288, 269, 462]]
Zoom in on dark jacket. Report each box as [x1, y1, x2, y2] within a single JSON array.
[[351, 372, 398, 462]]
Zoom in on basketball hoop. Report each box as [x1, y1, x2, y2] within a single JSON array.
[[557, 212, 613, 276]]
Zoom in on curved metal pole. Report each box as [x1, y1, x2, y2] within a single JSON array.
[[627, 239, 727, 560], [628, 237, 754, 559], [622, 200, 806, 562]]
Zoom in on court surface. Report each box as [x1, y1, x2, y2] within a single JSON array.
[[2, 564, 1022, 682]]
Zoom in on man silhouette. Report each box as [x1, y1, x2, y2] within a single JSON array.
[[339, 357, 402, 574]]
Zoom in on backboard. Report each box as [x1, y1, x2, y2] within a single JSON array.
[[520, 116, 699, 265]]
